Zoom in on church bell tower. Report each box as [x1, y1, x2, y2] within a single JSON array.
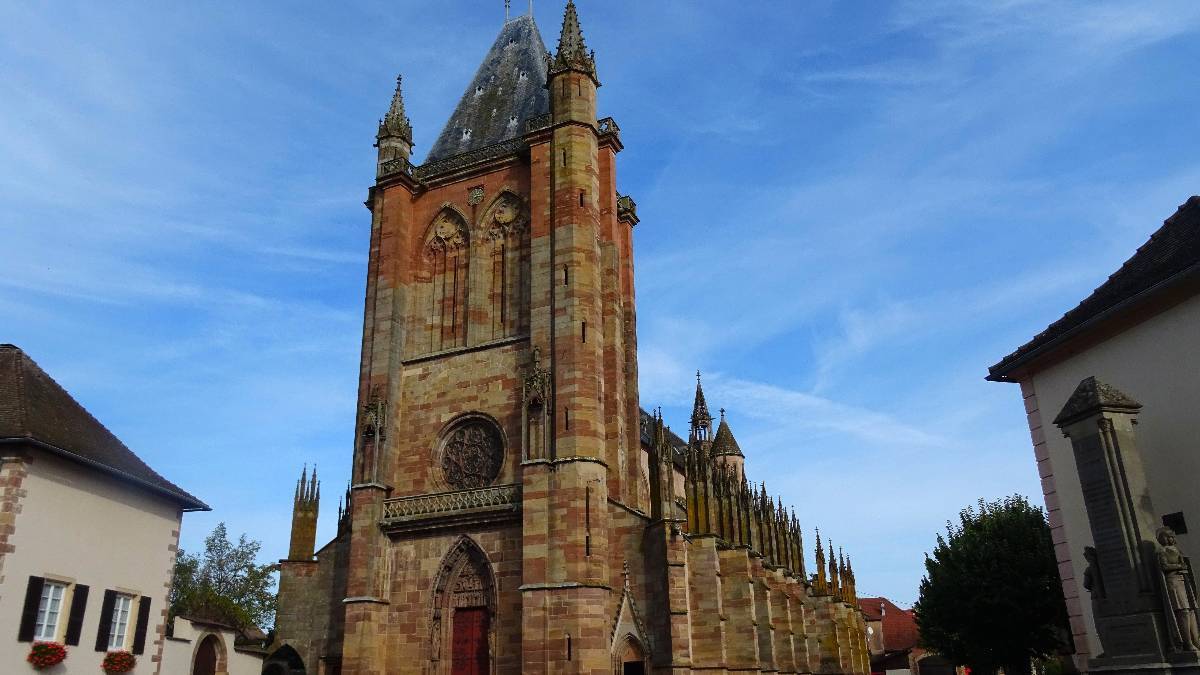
[[337, 3, 642, 673]]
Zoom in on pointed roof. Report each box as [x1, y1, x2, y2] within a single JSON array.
[[710, 409, 743, 457], [989, 196, 1200, 381], [690, 371, 713, 428], [425, 15, 550, 163], [0, 344, 208, 510], [1052, 376, 1142, 427], [377, 75, 413, 143], [550, 0, 597, 81]]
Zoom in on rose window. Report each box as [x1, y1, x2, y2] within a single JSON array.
[[440, 419, 503, 489]]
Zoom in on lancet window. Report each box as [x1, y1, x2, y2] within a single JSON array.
[[481, 191, 529, 340], [416, 208, 470, 354]]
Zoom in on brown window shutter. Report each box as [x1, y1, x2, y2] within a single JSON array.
[[17, 576, 45, 642], [94, 590, 116, 652], [64, 584, 89, 646], [131, 596, 151, 655]]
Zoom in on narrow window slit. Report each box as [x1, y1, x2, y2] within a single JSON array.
[[564, 407, 570, 430], [581, 320, 587, 343]]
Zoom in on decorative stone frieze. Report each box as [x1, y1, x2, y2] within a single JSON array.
[[379, 484, 520, 535]]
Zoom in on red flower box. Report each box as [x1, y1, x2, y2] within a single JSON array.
[[27, 641, 67, 670], [102, 650, 136, 673]]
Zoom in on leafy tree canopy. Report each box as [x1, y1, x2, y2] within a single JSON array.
[[169, 522, 277, 631], [914, 495, 1070, 675]]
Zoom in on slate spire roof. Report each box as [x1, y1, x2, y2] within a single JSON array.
[[0, 344, 208, 510], [710, 409, 744, 458], [425, 15, 550, 163]]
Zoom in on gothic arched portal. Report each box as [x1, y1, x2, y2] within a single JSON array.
[[615, 633, 648, 675], [430, 536, 497, 675]]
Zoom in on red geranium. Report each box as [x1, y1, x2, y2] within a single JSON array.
[[102, 650, 136, 673], [27, 641, 67, 670]]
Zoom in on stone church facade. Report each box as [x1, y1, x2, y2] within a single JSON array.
[[270, 4, 870, 674]]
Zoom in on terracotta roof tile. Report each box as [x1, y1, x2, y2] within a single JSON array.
[[858, 597, 919, 652]]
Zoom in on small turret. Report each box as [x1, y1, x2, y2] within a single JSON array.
[[288, 465, 320, 561], [548, 0, 598, 124], [375, 75, 413, 176], [710, 408, 745, 477]]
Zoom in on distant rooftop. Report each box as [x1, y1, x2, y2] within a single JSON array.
[[0, 344, 208, 510], [989, 196, 1200, 381], [424, 15, 550, 163]]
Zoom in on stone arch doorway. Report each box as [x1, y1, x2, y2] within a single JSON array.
[[614, 633, 647, 675], [193, 633, 226, 675], [431, 536, 497, 675], [262, 644, 305, 675]]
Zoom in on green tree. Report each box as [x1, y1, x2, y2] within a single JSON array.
[[914, 495, 1070, 675], [169, 523, 277, 630]]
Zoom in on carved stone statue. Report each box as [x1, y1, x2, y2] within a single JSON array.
[[1083, 546, 1106, 598], [1157, 526, 1200, 652]]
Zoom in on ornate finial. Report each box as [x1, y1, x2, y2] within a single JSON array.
[[378, 74, 413, 143], [622, 559, 630, 588], [719, 408, 726, 420], [696, 370, 701, 383], [505, 0, 511, 21], [551, 0, 597, 80]]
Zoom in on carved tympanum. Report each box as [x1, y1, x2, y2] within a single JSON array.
[[485, 192, 525, 241], [440, 419, 503, 489], [426, 210, 468, 255]]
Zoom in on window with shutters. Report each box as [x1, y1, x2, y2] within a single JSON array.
[[107, 594, 133, 650], [34, 581, 67, 641]]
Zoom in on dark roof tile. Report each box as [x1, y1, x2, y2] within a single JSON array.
[[424, 16, 549, 163], [0, 345, 208, 510], [989, 196, 1200, 379]]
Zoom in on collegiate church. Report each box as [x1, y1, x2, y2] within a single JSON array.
[[268, 4, 869, 674]]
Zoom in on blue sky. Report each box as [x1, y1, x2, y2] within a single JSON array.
[[3, 0, 1198, 607]]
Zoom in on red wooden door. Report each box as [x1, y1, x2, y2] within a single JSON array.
[[451, 608, 489, 675]]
